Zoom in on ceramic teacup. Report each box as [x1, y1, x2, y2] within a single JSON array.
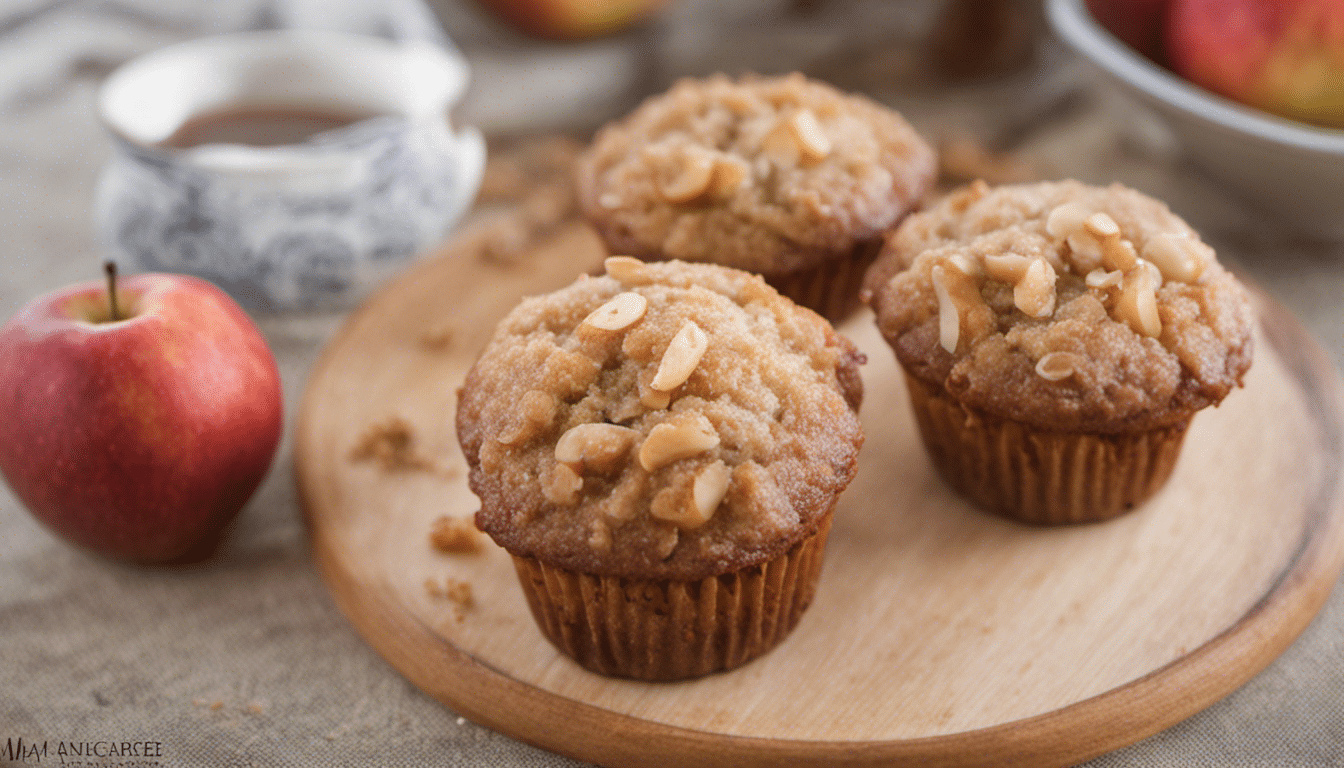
[[95, 29, 485, 311]]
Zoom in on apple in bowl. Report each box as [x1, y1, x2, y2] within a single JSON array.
[[0, 266, 283, 564], [1167, 0, 1344, 128], [472, 0, 672, 40], [1085, 0, 1171, 61]]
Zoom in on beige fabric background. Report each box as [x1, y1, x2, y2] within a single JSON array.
[[2, 0, 1343, 765]]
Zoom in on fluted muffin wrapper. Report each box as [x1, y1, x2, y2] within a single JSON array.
[[903, 372, 1189, 525], [763, 240, 882, 323], [510, 509, 833, 681]]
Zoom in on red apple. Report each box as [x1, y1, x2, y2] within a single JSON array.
[[472, 0, 672, 40], [1086, 0, 1172, 62], [0, 269, 283, 563], [1168, 0, 1344, 127]]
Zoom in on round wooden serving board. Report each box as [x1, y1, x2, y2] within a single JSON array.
[[296, 221, 1344, 768]]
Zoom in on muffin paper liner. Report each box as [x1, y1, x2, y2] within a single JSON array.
[[903, 372, 1190, 525], [767, 240, 882, 322], [510, 509, 834, 681]]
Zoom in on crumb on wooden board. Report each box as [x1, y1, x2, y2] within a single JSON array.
[[349, 417, 436, 472], [425, 576, 475, 622], [430, 515, 482, 554]]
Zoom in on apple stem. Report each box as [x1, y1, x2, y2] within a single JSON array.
[[104, 261, 120, 322]]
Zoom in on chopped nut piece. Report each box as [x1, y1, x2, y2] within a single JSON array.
[[1083, 212, 1121, 239], [650, 320, 709, 392], [639, 381, 672, 409], [582, 291, 648, 331], [690, 460, 732, 525], [429, 515, 482, 554], [761, 119, 800, 166], [1141, 258, 1164, 288], [604, 256, 651, 284], [932, 265, 960, 354], [1115, 266, 1162, 338], [709, 156, 749, 196], [789, 109, 832, 163], [634, 368, 672, 408], [604, 390, 647, 423], [658, 148, 716, 203], [1101, 236, 1139, 272], [543, 462, 583, 505], [1035, 351, 1079, 381], [649, 461, 730, 530], [554, 423, 640, 473], [1065, 231, 1105, 273], [1013, 258, 1056, 318], [1045, 202, 1090, 239], [946, 253, 982, 278], [1143, 233, 1206, 283], [929, 264, 990, 355], [638, 415, 720, 471], [648, 483, 684, 523], [984, 253, 1031, 284], [947, 179, 992, 213], [1085, 268, 1124, 289]]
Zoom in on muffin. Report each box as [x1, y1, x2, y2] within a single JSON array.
[[575, 73, 937, 321], [456, 257, 865, 680], [863, 180, 1254, 525]]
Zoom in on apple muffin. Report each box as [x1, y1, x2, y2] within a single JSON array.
[[863, 180, 1254, 524], [456, 257, 864, 680], [575, 72, 937, 320]]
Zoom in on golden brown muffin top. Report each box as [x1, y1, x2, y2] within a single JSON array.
[[575, 73, 937, 275], [457, 258, 864, 580], [863, 180, 1254, 432]]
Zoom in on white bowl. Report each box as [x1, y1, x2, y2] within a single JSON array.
[[1046, 0, 1344, 240]]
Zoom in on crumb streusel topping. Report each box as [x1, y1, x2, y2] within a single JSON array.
[[576, 73, 936, 275], [457, 258, 864, 580], [864, 180, 1254, 432]]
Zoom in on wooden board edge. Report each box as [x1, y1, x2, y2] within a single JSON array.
[[293, 276, 1344, 768]]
